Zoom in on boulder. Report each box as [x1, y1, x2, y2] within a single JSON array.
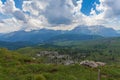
[[80, 60, 106, 68], [96, 62, 106, 66]]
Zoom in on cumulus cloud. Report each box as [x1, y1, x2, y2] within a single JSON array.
[[103, 0, 120, 18], [0, 0, 120, 33], [21, 0, 84, 30], [93, 0, 120, 29], [76, 0, 120, 30], [23, 0, 48, 16], [43, 0, 74, 25], [22, 0, 80, 25], [1, 0, 17, 14], [0, 18, 23, 33], [0, 0, 3, 13], [13, 10, 27, 22], [0, 0, 27, 33]]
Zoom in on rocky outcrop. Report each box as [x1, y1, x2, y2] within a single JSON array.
[[36, 51, 74, 65], [80, 60, 106, 68], [37, 51, 59, 57], [96, 62, 106, 66], [36, 51, 106, 66]]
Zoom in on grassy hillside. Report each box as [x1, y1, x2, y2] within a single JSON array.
[[19, 37, 120, 64], [53, 37, 120, 46], [0, 37, 120, 80], [0, 48, 120, 80]]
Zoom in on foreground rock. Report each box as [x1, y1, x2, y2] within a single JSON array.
[[80, 60, 106, 68]]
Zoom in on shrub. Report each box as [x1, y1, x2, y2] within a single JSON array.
[[34, 74, 46, 80]]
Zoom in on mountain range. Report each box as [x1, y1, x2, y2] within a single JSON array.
[[0, 25, 119, 44]]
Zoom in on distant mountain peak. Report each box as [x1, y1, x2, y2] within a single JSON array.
[[71, 25, 118, 37], [0, 25, 120, 43]]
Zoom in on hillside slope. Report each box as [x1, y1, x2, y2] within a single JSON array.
[[0, 48, 119, 80]]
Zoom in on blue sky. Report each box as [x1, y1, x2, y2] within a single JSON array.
[[1, 0, 6, 3], [1, 0, 23, 9], [0, 0, 120, 33], [81, 0, 100, 15]]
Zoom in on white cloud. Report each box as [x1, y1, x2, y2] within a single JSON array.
[[0, 0, 25, 33], [0, 0, 120, 33], [93, 0, 120, 29], [1, 0, 17, 14], [79, 0, 120, 30], [104, 0, 120, 18], [0, 0, 3, 12], [13, 10, 27, 22], [23, 16, 48, 31], [0, 18, 23, 33], [21, 0, 83, 31], [23, 0, 48, 16]]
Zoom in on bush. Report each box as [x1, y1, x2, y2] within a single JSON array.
[[34, 74, 46, 80]]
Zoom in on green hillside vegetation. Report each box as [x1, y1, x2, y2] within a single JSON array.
[[17, 37, 120, 64], [46, 34, 103, 43], [52, 38, 120, 64], [0, 48, 120, 80], [0, 38, 120, 80], [0, 41, 35, 50]]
